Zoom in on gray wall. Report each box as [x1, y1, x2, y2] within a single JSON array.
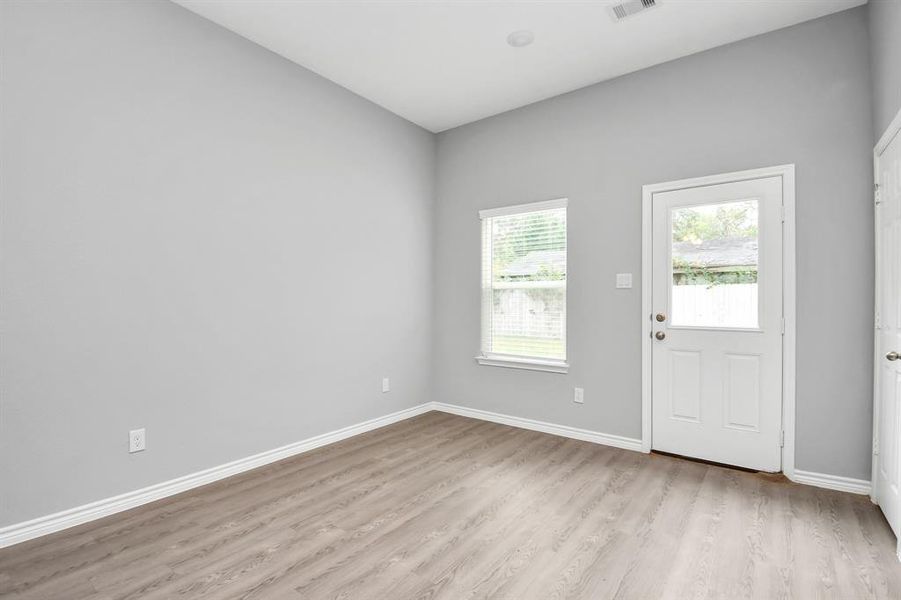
[[0, 0, 435, 526], [0, 0, 879, 528], [434, 7, 874, 480], [869, 0, 901, 139]]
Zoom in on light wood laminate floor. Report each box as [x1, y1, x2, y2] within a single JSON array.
[[2, 411, 900, 599]]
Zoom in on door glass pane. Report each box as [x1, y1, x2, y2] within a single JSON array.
[[671, 199, 759, 328]]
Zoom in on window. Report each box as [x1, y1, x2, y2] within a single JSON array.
[[477, 198, 568, 373], [670, 199, 759, 329]]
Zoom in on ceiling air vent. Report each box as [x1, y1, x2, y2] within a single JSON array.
[[609, 0, 658, 21]]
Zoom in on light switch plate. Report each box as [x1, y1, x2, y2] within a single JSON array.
[[574, 387, 584, 404], [616, 273, 633, 288]]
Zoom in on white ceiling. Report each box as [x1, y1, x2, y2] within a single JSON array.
[[174, 0, 866, 132]]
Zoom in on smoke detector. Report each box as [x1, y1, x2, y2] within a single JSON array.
[[506, 30, 535, 48]]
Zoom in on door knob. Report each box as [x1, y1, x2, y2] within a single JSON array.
[[655, 313, 666, 322], [655, 331, 666, 341], [888, 351, 900, 361]]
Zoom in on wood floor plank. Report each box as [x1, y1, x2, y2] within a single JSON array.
[[1, 412, 900, 600], [377, 439, 604, 600], [0, 412, 469, 584]]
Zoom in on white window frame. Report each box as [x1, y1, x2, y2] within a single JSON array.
[[476, 198, 569, 374]]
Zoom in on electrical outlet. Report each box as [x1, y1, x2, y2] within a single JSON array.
[[129, 428, 146, 453], [382, 377, 390, 393], [574, 387, 584, 404]]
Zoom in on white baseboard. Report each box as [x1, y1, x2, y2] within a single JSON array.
[[433, 403, 876, 497], [0, 403, 432, 549], [789, 469, 871, 495], [0, 401, 873, 549], [431, 402, 644, 452]]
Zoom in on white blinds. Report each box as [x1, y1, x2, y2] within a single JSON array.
[[481, 200, 567, 362]]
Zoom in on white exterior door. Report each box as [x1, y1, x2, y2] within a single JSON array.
[[651, 176, 784, 472], [874, 123, 901, 538]]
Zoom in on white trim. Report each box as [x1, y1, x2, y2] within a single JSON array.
[[478, 197, 568, 219], [640, 164, 797, 473], [781, 166, 797, 480], [432, 402, 643, 451], [872, 107, 901, 507], [0, 403, 432, 549], [1, 399, 870, 549], [789, 469, 871, 495], [873, 144, 882, 505], [475, 354, 569, 374]]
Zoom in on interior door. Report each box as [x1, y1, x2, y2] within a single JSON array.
[[874, 125, 901, 537], [651, 176, 783, 472]]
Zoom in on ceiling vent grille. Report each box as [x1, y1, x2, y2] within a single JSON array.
[[609, 0, 658, 21]]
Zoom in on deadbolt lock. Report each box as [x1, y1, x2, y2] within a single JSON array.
[[655, 313, 666, 322]]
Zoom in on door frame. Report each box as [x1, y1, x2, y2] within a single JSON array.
[[641, 164, 797, 477], [871, 107, 901, 508]]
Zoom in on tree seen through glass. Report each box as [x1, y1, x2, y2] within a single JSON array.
[[671, 200, 758, 287], [492, 211, 566, 281]]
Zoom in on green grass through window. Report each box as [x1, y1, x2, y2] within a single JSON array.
[[492, 335, 564, 359]]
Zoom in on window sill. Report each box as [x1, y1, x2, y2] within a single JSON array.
[[475, 355, 569, 374]]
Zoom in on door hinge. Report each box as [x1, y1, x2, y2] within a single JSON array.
[[875, 183, 882, 205], [780, 205, 786, 223], [780, 430, 785, 448], [873, 436, 879, 456], [781, 317, 785, 335]]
